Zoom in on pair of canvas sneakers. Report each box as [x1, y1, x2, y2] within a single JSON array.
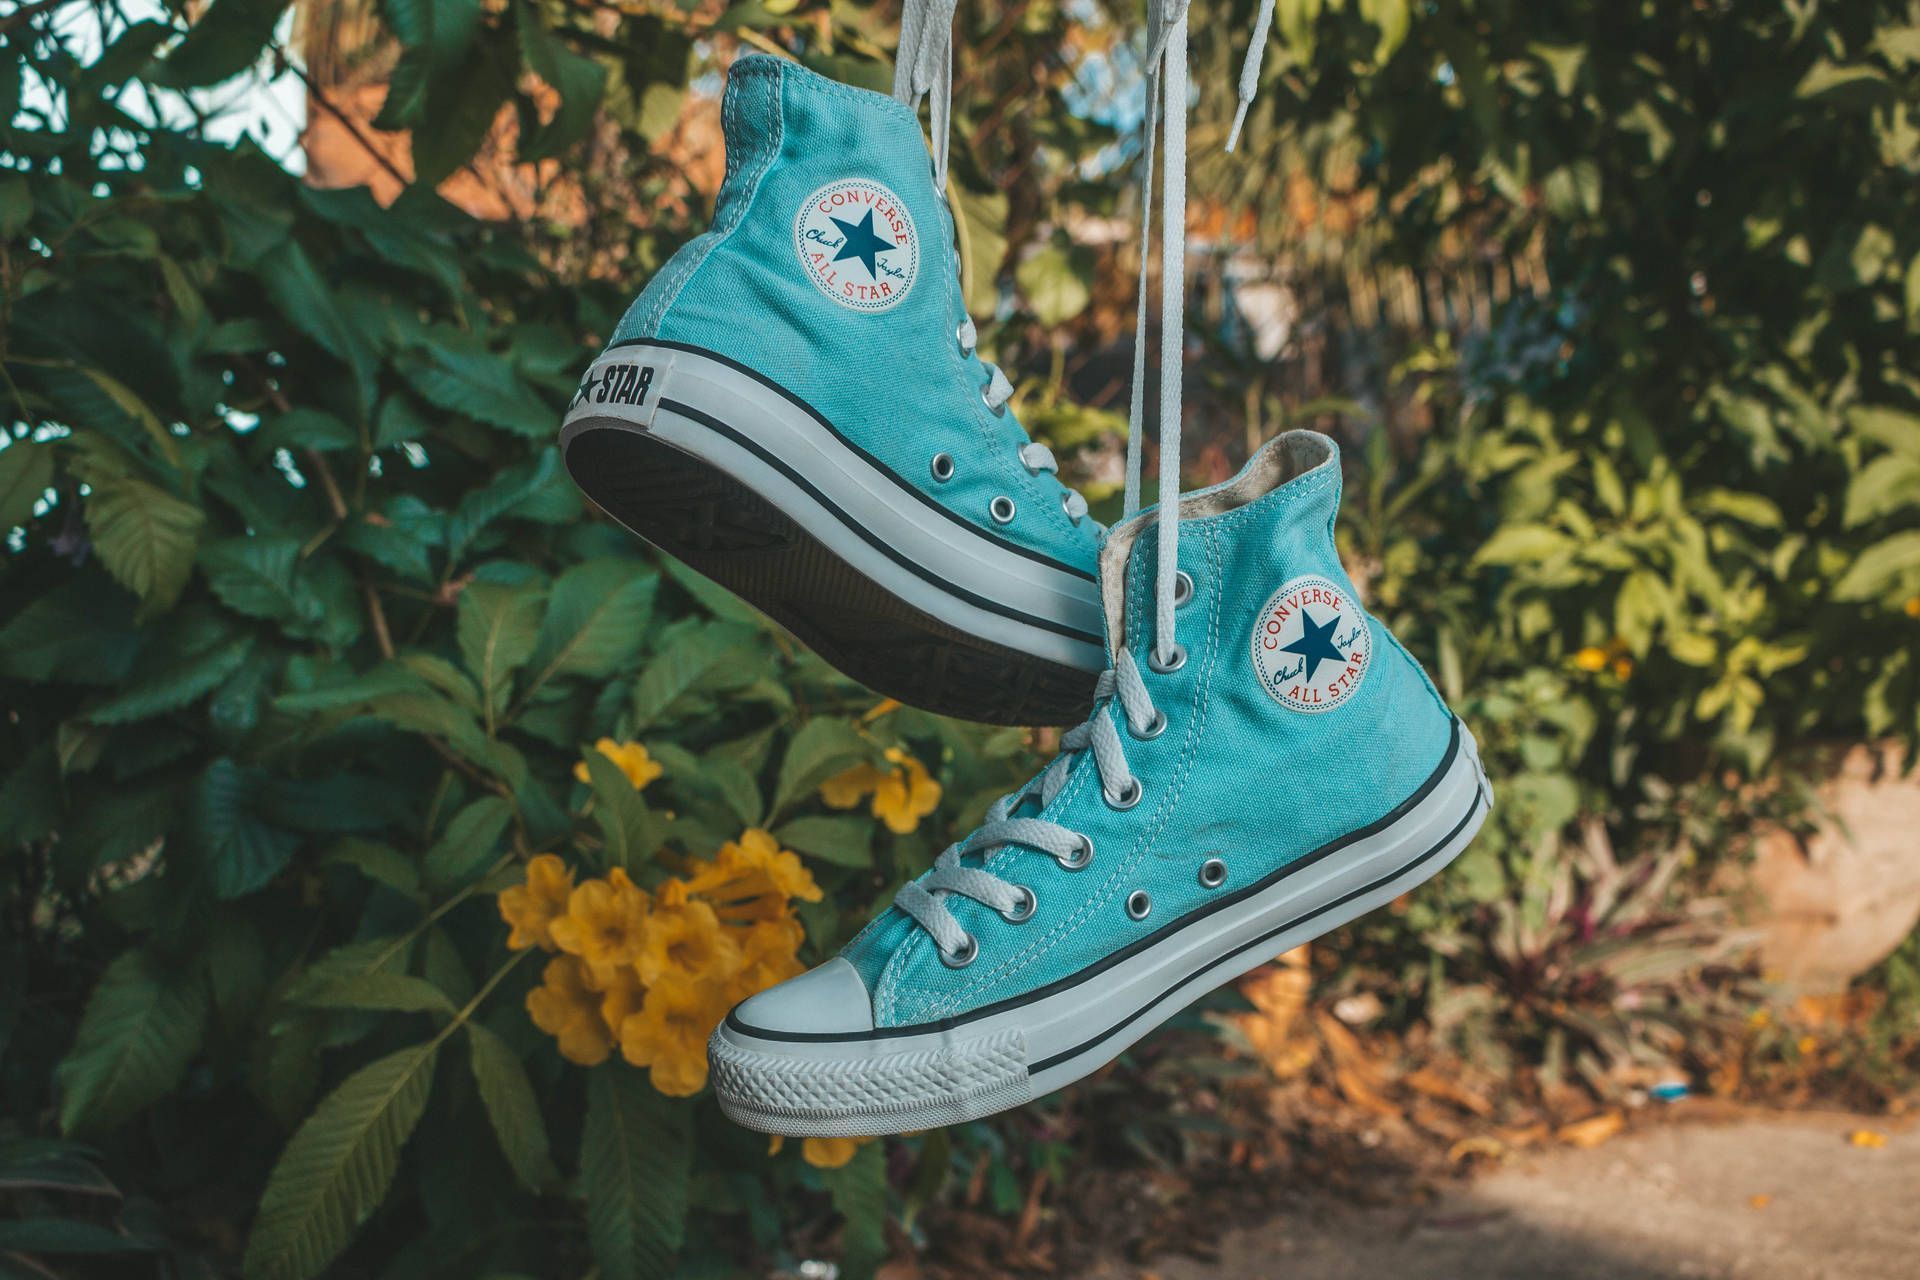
[[559, 22, 1493, 1138]]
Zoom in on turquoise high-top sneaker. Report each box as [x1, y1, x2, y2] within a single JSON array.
[[707, 431, 1493, 1135], [560, 55, 1104, 725]]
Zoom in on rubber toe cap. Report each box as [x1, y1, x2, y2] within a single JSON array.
[[730, 956, 874, 1036]]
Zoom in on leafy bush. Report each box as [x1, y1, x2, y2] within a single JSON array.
[[0, 11, 1043, 1278]]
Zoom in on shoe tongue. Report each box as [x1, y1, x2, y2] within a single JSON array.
[[1096, 430, 1338, 659]]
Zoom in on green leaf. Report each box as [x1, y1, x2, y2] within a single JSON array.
[[457, 581, 547, 726], [581, 1066, 689, 1280], [86, 614, 253, 724], [774, 815, 874, 868], [149, 0, 292, 88], [630, 621, 757, 729], [526, 559, 659, 685], [1470, 523, 1573, 567], [56, 949, 209, 1136], [1794, 59, 1891, 105], [0, 575, 139, 685], [0, 439, 53, 528], [292, 972, 455, 1015], [324, 838, 422, 897], [202, 538, 362, 644], [195, 758, 300, 899], [1832, 530, 1920, 601], [820, 1139, 887, 1280], [409, 41, 515, 188], [1527, 41, 1585, 96], [422, 795, 515, 890], [1844, 454, 1920, 527], [515, 2, 609, 161], [465, 1023, 558, 1193], [243, 1042, 440, 1280], [1848, 405, 1920, 456], [405, 341, 555, 438], [1014, 246, 1092, 327], [583, 749, 661, 871], [83, 474, 204, 613], [773, 717, 872, 816]]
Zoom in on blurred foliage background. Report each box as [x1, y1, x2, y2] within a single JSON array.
[[3, 0, 1919, 1276]]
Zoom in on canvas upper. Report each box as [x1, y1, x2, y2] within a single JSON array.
[[607, 54, 1102, 580], [787, 430, 1458, 1028]]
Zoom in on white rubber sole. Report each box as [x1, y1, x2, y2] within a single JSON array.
[[559, 340, 1106, 675], [710, 720, 1494, 1136]]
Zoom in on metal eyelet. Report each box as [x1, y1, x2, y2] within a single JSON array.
[[930, 452, 956, 482], [1104, 778, 1143, 811], [1126, 890, 1152, 921], [1060, 492, 1081, 523], [1129, 710, 1167, 741], [1147, 643, 1187, 674], [989, 496, 1016, 525], [1198, 858, 1228, 889], [1000, 885, 1037, 923], [1057, 834, 1094, 870], [1173, 570, 1194, 608], [955, 323, 972, 355], [980, 381, 1007, 416], [939, 933, 979, 968]]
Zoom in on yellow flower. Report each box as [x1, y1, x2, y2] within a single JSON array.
[[548, 867, 649, 985], [527, 955, 614, 1066], [1572, 646, 1609, 672], [633, 879, 739, 986], [497, 854, 574, 952], [820, 749, 942, 834], [820, 762, 889, 809], [873, 748, 941, 833], [618, 981, 724, 1096], [682, 828, 823, 924], [574, 738, 663, 790], [1905, 595, 1920, 618], [802, 1135, 873, 1169], [1610, 655, 1634, 680], [592, 962, 647, 1030]]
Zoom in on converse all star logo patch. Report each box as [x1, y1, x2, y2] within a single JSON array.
[[794, 178, 919, 313], [570, 362, 654, 410], [1252, 574, 1372, 713]]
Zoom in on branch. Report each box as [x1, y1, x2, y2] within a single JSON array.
[[0, 0, 79, 37], [278, 46, 411, 188]]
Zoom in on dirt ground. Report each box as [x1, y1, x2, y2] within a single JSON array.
[[1079, 1111, 1918, 1280]]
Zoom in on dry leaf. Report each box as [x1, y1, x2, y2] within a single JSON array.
[[1555, 1111, 1625, 1148], [1447, 1135, 1507, 1163], [1749, 1194, 1772, 1210], [1405, 1066, 1495, 1117], [1849, 1129, 1888, 1148]]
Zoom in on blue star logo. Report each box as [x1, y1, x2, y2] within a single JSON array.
[[830, 208, 896, 280], [1281, 608, 1348, 684]]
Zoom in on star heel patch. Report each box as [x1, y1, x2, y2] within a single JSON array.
[[1252, 574, 1372, 713], [794, 178, 919, 313]]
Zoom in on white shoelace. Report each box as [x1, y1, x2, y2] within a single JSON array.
[[894, 0, 1090, 526], [892, 0, 1273, 961]]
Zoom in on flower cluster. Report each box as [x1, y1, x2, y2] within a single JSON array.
[[1571, 637, 1634, 680], [820, 747, 941, 834], [500, 829, 822, 1096]]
